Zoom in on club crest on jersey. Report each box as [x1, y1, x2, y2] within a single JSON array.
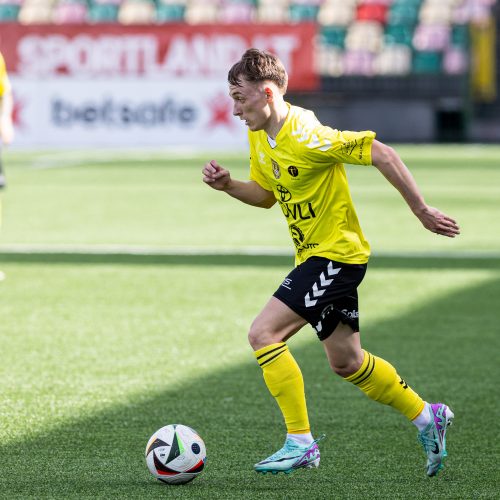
[[288, 165, 299, 177], [271, 159, 281, 179]]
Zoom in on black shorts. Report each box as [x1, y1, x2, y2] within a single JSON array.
[[273, 257, 367, 341]]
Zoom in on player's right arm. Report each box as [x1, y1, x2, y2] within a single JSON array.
[[202, 160, 276, 209]]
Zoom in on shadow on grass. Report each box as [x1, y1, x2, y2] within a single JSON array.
[[1, 251, 499, 270], [0, 276, 499, 499]]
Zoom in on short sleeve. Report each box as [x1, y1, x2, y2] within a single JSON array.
[[300, 126, 376, 166]]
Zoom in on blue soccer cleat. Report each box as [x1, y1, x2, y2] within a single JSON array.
[[254, 436, 324, 475], [418, 403, 454, 477]]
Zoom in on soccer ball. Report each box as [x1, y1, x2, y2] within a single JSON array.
[[145, 424, 206, 485]]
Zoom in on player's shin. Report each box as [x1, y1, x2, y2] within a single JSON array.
[[344, 350, 425, 420], [254, 342, 310, 434]]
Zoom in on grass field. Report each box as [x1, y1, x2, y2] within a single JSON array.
[[0, 145, 499, 499]]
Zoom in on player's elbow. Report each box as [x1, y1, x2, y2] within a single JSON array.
[[260, 198, 277, 209], [371, 141, 397, 169], [254, 191, 276, 209]]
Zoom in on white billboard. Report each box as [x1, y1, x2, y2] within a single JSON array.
[[11, 77, 248, 148]]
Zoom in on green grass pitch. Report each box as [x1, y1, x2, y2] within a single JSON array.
[[0, 145, 499, 499]]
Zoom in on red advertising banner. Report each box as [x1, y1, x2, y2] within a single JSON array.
[[0, 23, 318, 90]]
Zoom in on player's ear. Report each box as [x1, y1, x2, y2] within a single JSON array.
[[264, 87, 273, 102]]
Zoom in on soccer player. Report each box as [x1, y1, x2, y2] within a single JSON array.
[[0, 50, 14, 188], [0, 51, 14, 281], [202, 49, 459, 477]]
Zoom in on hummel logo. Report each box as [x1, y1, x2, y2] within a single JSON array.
[[304, 263, 341, 308], [305, 292, 317, 308]]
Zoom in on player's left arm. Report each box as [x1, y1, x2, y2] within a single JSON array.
[[371, 140, 460, 238]]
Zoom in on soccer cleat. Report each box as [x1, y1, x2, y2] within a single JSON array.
[[254, 435, 324, 474], [417, 403, 454, 477]]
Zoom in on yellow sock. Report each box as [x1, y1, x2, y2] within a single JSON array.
[[255, 342, 310, 434], [345, 350, 425, 420]]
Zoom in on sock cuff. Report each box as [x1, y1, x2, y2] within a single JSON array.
[[255, 342, 288, 367], [409, 400, 426, 421], [345, 350, 376, 385]]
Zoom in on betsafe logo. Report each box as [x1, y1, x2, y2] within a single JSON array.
[[51, 97, 197, 127]]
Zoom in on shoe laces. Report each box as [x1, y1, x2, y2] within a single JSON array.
[[418, 426, 438, 452], [267, 434, 326, 462]]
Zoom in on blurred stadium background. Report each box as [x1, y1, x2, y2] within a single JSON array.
[[0, 0, 498, 146], [1, 2, 500, 499]]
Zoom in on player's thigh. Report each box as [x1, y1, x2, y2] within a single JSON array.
[[249, 296, 307, 349]]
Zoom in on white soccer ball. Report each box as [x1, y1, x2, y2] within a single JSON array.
[[145, 424, 206, 485]]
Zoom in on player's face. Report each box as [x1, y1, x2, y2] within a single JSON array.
[[229, 78, 271, 132]]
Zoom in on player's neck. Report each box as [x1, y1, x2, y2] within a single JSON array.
[[265, 101, 289, 140]]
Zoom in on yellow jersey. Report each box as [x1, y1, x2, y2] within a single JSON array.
[[249, 103, 376, 266], [0, 52, 11, 97]]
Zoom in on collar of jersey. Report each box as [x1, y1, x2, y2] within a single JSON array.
[[264, 102, 293, 150]]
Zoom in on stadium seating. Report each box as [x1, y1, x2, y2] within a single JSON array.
[[18, 0, 54, 23], [0, 1, 21, 21], [256, 3, 289, 23], [52, 0, 87, 23], [155, 2, 185, 23], [118, 0, 155, 24], [1, 0, 497, 77], [88, 2, 119, 23]]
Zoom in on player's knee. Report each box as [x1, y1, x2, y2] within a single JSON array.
[[330, 357, 363, 378], [248, 320, 278, 350]]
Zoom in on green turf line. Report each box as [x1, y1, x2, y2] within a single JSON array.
[[1, 251, 499, 270]]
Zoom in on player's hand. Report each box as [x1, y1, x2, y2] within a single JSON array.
[[202, 160, 231, 191], [415, 205, 460, 238]]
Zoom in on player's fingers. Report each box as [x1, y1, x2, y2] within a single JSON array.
[[435, 224, 460, 237], [442, 214, 458, 224], [439, 218, 460, 233], [213, 169, 228, 179], [203, 163, 216, 175]]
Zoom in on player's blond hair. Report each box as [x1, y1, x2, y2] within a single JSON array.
[[228, 48, 288, 93]]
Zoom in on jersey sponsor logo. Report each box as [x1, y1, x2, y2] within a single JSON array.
[[272, 159, 281, 179], [287, 165, 299, 177], [297, 243, 319, 255], [358, 136, 366, 160], [289, 224, 304, 248], [279, 201, 316, 220], [276, 184, 292, 202], [280, 278, 293, 290], [341, 139, 358, 156], [341, 137, 367, 160], [341, 309, 359, 320]]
